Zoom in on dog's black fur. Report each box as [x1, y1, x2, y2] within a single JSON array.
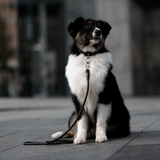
[[52, 17, 130, 143], [67, 17, 130, 139], [69, 71, 130, 139]]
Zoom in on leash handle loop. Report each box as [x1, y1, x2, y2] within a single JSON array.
[[24, 70, 90, 145]]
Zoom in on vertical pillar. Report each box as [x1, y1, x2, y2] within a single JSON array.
[[96, 0, 133, 96], [39, 0, 47, 96]]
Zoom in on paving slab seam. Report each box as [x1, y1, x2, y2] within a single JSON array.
[[107, 115, 160, 159], [143, 116, 160, 131], [0, 144, 22, 154], [107, 131, 143, 160], [0, 131, 22, 138], [0, 106, 59, 112], [0, 136, 47, 154], [0, 116, 56, 141]]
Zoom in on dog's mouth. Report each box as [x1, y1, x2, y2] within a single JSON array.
[[91, 37, 100, 40], [90, 37, 101, 43]]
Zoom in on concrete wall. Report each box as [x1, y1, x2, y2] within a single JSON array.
[[96, 0, 133, 96]]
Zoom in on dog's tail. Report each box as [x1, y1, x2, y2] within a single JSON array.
[[51, 131, 73, 139]]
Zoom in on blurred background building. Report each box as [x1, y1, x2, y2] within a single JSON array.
[[0, 0, 160, 97]]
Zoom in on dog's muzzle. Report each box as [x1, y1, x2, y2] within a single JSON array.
[[94, 28, 102, 36], [92, 28, 102, 40]]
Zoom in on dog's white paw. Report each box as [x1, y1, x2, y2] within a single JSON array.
[[51, 131, 63, 139], [95, 134, 108, 143], [74, 136, 86, 145]]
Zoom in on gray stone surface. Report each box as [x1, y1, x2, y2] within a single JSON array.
[[109, 145, 160, 160], [0, 97, 160, 160]]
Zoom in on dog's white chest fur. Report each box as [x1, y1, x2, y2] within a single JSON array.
[[66, 52, 112, 117]]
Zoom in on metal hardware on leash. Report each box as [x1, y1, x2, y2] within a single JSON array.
[[86, 57, 90, 68], [86, 54, 91, 69], [86, 54, 91, 77]]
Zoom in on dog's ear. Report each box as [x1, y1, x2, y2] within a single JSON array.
[[68, 17, 84, 38], [98, 20, 112, 39]]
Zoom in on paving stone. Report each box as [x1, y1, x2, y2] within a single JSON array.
[[109, 144, 160, 160], [128, 131, 160, 146], [0, 98, 160, 160], [0, 133, 138, 160], [130, 114, 160, 132]]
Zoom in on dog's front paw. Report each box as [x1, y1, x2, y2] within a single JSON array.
[[95, 134, 108, 143], [74, 136, 86, 145]]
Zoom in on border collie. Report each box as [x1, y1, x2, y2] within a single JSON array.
[[52, 17, 130, 144]]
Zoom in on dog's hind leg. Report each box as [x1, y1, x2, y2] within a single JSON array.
[[107, 118, 130, 138]]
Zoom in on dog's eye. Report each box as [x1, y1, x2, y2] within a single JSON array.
[[97, 23, 100, 27], [85, 25, 90, 29]]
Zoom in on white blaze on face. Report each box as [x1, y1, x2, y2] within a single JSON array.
[[90, 27, 102, 44], [92, 27, 101, 37]]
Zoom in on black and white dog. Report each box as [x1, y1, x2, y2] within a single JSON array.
[[52, 17, 130, 144]]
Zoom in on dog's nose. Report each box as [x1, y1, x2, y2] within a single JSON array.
[[94, 29, 102, 36]]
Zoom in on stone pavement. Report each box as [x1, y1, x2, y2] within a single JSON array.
[[0, 97, 160, 160]]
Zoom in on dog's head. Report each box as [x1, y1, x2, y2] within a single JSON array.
[[68, 17, 111, 52]]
